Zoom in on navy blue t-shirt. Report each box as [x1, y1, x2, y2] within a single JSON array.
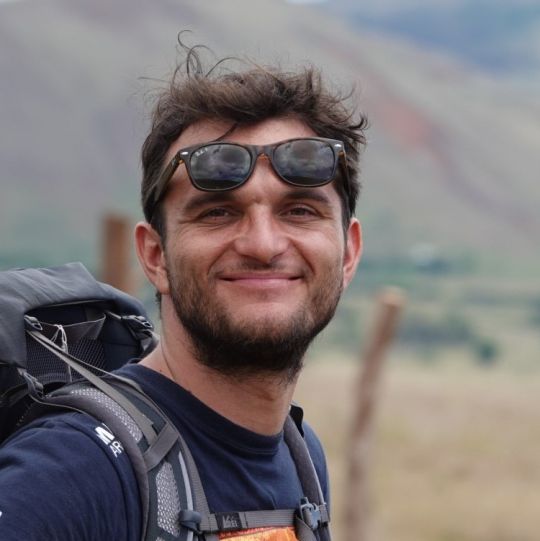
[[0, 364, 329, 540]]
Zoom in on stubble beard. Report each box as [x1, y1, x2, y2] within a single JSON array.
[[166, 261, 343, 384]]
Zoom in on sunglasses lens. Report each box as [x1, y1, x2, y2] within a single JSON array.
[[273, 139, 336, 186], [189, 144, 252, 190]]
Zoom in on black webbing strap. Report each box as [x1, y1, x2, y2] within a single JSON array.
[[284, 416, 325, 504], [295, 514, 321, 541], [26, 329, 158, 443], [36, 315, 105, 342], [198, 508, 296, 534], [284, 416, 331, 541], [142, 421, 179, 471], [108, 378, 203, 541], [194, 416, 331, 541], [105, 310, 158, 356], [171, 413, 218, 541]]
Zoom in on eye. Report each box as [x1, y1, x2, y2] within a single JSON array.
[[198, 206, 238, 224], [203, 207, 230, 218], [284, 205, 317, 217]]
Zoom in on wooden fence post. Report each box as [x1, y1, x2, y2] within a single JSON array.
[[344, 288, 405, 541], [101, 213, 133, 294]]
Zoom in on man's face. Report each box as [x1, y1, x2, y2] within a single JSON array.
[[146, 117, 362, 380]]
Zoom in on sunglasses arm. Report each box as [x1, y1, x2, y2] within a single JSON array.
[[152, 153, 184, 207], [337, 152, 354, 217]]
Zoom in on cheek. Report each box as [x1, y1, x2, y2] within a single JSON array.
[[298, 233, 345, 277], [165, 234, 228, 280]]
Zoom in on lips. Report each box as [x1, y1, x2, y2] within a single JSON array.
[[217, 271, 303, 290], [220, 273, 300, 281]]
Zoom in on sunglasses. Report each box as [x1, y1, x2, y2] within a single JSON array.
[[150, 137, 350, 210]]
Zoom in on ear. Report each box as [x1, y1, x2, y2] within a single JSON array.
[[342, 218, 362, 289], [134, 221, 170, 295]]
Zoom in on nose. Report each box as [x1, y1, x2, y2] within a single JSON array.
[[232, 208, 290, 265], [230, 155, 292, 264]]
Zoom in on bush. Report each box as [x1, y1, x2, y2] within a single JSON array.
[[398, 312, 473, 346], [472, 337, 499, 366]]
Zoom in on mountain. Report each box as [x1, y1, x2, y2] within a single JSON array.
[[323, 0, 540, 75], [1, 0, 540, 275]]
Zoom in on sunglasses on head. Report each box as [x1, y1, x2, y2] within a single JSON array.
[[150, 136, 350, 209]]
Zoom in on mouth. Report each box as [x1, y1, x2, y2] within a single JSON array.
[[218, 272, 303, 290]]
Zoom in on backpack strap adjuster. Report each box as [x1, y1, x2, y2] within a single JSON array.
[[297, 497, 327, 531], [20, 370, 44, 398], [118, 314, 157, 354], [24, 315, 43, 332], [178, 509, 203, 535], [121, 314, 154, 331]]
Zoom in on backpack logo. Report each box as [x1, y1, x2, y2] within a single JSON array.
[[216, 512, 242, 531], [95, 425, 124, 457]]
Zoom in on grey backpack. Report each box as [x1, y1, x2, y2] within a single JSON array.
[[0, 262, 331, 541]]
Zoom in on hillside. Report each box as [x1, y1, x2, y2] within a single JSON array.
[[324, 0, 540, 75], [1, 0, 540, 274], [2, 6, 540, 538]]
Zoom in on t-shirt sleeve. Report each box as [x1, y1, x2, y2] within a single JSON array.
[[0, 412, 141, 541]]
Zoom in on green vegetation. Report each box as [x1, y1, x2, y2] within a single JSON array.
[[311, 253, 540, 371]]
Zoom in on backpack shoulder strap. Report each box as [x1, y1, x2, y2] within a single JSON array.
[[285, 407, 332, 541], [18, 330, 331, 541], [19, 330, 201, 541], [193, 410, 332, 541]]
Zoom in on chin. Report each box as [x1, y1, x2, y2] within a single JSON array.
[[232, 307, 308, 332]]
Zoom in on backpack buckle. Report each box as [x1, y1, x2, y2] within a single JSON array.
[[297, 497, 322, 530], [24, 315, 43, 332], [122, 314, 154, 331], [121, 315, 157, 355], [20, 369, 44, 399], [178, 509, 202, 535]]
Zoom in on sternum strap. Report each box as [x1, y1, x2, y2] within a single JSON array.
[[199, 509, 297, 533]]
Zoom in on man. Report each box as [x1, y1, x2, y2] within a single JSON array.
[[0, 46, 366, 540]]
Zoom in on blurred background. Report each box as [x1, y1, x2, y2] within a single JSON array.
[[1, 0, 540, 539]]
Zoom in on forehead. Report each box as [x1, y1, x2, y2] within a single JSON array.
[[165, 117, 318, 161]]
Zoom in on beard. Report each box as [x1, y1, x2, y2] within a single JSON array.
[[166, 259, 343, 383]]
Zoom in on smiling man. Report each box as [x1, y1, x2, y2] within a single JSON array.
[[0, 45, 366, 541], [131, 45, 366, 540]]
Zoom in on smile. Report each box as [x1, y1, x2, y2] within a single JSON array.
[[219, 273, 302, 290]]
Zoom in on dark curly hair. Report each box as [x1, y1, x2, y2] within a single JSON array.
[[141, 41, 368, 236]]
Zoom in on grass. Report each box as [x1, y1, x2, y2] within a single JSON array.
[[294, 354, 540, 541]]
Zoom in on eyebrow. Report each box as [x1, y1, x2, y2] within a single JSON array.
[[283, 189, 333, 208], [181, 191, 238, 215]]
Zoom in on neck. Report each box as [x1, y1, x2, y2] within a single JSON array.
[[140, 320, 298, 436]]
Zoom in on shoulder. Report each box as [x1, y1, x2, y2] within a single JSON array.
[[0, 411, 140, 541], [3, 410, 135, 472]]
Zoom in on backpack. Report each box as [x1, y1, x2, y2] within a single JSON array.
[[0, 262, 331, 541]]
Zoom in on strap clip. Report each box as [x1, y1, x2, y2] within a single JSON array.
[[24, 315, 43, 332], [297, 497, 322, 531], [20, 369, 44, 399], [119, 314, 157, 354], [178, 509, 203, 535], [122, 314, 154, 331]]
